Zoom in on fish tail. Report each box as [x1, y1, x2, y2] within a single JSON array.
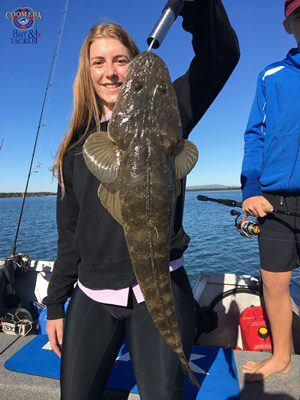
[[178, 350, 199, 388], [147, 251, 199, 387]]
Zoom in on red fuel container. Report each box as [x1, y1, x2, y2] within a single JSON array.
[[239, 305, 272, 352]]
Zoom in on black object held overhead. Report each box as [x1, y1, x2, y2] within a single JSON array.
[[147, 0, 184, 50], [11, 0, 69, 257]]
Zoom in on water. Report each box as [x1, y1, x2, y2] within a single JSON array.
[[0, 196, 57, 261], [1, 191, 300, 287]]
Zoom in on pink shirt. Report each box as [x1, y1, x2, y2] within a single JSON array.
[[78, 257, 184, 306]]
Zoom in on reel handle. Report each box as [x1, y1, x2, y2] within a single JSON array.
[[230, 209, 241, 216]]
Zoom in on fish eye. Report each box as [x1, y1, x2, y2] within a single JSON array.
[[133, 80, 143, 92], [158, 83, 167, 94]]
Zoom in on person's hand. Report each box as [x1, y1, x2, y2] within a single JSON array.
[[46, 318, 64, 358], [242, 196, 273, 218]]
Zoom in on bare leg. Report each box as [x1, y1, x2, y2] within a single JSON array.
[[242, 269, 292, 382]]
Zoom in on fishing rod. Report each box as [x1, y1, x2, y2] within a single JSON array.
[[197, 194, 300, 218], [10, 0, 69, 258], [197, 194, 300, 239], [147, 0, 184, 51], [197, 194, 242, 208], [197, 195, 260, 239]]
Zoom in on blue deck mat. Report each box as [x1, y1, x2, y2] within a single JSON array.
[[4, 335, 240, 399]]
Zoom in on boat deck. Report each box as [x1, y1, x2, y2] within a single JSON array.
[[1, 333, 300, 400]]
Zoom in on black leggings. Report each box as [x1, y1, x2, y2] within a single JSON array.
[[60, 268, 195, 400]]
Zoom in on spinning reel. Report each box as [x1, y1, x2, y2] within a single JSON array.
[[197, 194, 261, 239], [230, 209, 260, 239]]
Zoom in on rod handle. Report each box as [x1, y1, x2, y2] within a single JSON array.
[[147, 0, 184, 49]]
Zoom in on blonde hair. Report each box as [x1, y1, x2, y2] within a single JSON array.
[[53, 22, 139, 192]]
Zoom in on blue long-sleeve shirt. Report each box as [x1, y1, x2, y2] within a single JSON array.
[[241, 48, 300, 201]]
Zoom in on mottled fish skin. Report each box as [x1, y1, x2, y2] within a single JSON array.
[[83, 52, 198, 386], [107, 52, 182, 153]]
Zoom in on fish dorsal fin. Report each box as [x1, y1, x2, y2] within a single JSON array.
[[83, 131, 120, 183], [174, 139, 198, 180], [98, 182, 123, 226]]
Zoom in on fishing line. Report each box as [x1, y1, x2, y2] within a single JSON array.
[[259, 237, 300, 244], [187, 209, 299, 318], [200, 226, 300, 268], [197, 194, 300, 218], [188, 221, 253, 273], [197, 194, 300, 245], [11, 0, 69, 257], [189, 198, 259, 274]]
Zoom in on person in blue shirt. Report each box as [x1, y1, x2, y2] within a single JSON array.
[[241, 0, 300, 382]]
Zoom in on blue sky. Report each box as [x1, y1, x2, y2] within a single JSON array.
[[0, 0, 296, 192]]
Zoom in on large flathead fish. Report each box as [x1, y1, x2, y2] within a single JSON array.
[[83, 51, 198, 385]]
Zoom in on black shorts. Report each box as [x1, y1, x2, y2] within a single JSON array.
[[258, 193, 300, 272]]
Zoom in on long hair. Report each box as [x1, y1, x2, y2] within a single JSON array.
[[53, 22, 139, 192]]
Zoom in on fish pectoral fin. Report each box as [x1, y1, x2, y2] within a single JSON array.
[[174, 140, 198, 180], [98, 182, 123, 225], [83, 131, 120, 183]]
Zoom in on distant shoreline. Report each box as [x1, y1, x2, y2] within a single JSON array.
[[0, 192, 56, 198], [0, 187, 240, 198], [186, 186, 240, 192]]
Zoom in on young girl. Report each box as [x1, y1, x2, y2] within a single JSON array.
[[45, 1, 239, 398]]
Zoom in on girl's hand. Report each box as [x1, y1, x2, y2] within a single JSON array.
[[46, 318, 64, 358]]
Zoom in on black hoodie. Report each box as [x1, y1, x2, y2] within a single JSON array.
[[45, 0, 240, 319]]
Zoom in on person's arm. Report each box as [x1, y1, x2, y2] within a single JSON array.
[[44, 150, 80, 357], [174, 0, 240, 138], [44, 150, 80, 320], [241, 74, 266, 201], [241, 73, 274, 217]]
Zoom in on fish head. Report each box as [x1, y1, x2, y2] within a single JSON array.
[[108, 51, 182, 152]]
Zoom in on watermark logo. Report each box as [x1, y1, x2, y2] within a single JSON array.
[[6, 7, 42, 44]]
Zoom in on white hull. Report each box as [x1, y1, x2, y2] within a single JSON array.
[[1, 260, 300, 399]]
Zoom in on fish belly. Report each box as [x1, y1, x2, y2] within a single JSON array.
[[119, 138, 181, 345], [118, 135, 198, 387]]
